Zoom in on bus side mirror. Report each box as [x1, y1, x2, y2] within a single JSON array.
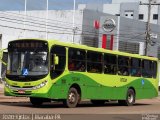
[[54, 54, 59, 65], [0, 48, 7, 66]]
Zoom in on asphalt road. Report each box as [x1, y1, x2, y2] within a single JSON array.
[[0, 97, 160, 120], [0, 97, 160, 114], [0, 84, 160, 120]]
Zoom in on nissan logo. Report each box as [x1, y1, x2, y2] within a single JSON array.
[[102, 19, 116, 32]]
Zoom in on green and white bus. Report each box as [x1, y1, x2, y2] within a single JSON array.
[[3, 39, 159, 108]]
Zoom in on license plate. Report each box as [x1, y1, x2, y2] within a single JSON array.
[[18, 90, 25, 94]]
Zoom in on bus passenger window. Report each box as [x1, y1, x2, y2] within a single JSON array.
[[87, 51, 103, 73], [130, 58, 141, 77], [142, 60, 152, 78], [152, 61, 157, 78], [68, 48, 86, 72], [104, 54, 117, 74], [50, 46, 66, 79], [118, 56, 130, 76], [68, 60, 75, 71]]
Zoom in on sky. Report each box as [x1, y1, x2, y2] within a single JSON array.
[[0, 0, 111, 11]]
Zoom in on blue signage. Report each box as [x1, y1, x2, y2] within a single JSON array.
[[142, 80, 145, 85], [22, 68, 28, 76]]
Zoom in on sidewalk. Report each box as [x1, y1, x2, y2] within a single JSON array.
[[0, 83, 4, 94]]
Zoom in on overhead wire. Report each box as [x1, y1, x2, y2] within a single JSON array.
[[0, 10, 151, 42], [0, 17, 74, 33], [0, 11, 148, 36], [0, 13, 148, 38], [0, 11, 85, 29], [0, 21, 147, 42]]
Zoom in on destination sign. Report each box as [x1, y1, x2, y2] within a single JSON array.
[[8, 40, 48, 51]]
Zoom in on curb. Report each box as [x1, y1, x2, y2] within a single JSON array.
[[0, 83, 4, 95]]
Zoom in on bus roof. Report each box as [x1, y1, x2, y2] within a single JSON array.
[[47, 39, 157, 61], [12, 39, 158, 61]]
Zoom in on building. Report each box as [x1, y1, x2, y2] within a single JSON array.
[[104, 0, 160, 25], [78, 1, 160, 56], [79, 0, 160, 23], [98, 14, 160, 56]]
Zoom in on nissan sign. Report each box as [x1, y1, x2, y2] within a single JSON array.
[[102, 19, 116, 32]]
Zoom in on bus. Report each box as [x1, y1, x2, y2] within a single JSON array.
[[2, 39, 159, 108]]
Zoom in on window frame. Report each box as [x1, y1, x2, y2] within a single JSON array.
[[68, 48, 86, 72], [87, 51, 103, 73], [153, 14, 158, 20], [139, 14, 144, 20], [130, 58, 142, 77], [152, 61, 157, 78], [142, 59, 152, 78], [104, 53, 117, 75], [117, 56, 130, 76], [115, 14, 120, 16], [50, 45, 66, 79]]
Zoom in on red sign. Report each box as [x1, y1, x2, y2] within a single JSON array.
[[94, 20, 100, 29]]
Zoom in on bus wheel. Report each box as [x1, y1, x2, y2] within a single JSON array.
[[118, 89, 135, 106], [63, 87, 79, 108], [30, 97, 43, 106], [91, 100, 106, 106]]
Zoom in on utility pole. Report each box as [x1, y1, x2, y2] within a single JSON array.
[[140, 0, 160, 56], [145, 0, 151, 56]]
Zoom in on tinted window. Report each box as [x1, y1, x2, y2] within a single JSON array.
[[87, 51, 103, 73], [118, 56, 130, 76], [130, 58, 141, 77], [152, 61, 157, 78], [104, 54, 117, 74], [68, 48, 86, 72], [142, 60, 152, 78], [50, 46, 66, 79]]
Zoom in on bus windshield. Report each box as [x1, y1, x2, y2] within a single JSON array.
[[6, 40, 49, 80], [7, 51, 48, 76]]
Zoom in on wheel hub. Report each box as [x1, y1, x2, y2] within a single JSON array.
[[128, 93, 133, 103], [69, 92, 76, 103]]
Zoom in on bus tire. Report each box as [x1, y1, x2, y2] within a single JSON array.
[[91, 100, 106, 106], [118, 89, 135, 106], [30, 97, 43, 106], [63, 87, 79, 108]]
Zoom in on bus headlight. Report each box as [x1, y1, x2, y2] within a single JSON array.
[[4, 80, 48, 90], [33, 80, 48, 90], [4, 81, 10, 88]]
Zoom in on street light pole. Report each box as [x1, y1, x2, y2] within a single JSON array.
[[72, 0, 76, 43], [24, 0, 27, 38], [46, 0, 48, 40]]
